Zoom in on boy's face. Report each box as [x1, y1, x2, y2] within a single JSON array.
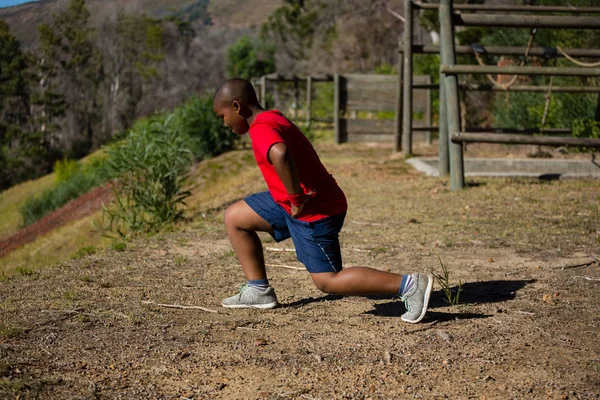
[[213, 100, 249, 135]]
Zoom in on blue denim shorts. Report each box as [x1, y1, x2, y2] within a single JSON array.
[[244, 191, 346, 274]]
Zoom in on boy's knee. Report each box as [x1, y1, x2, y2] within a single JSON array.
[[311, 273, 337, 294], [224, 202, 241, 228]]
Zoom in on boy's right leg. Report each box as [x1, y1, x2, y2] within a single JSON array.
[[221, 199, 280, 309], [223, 200, 273, 281]]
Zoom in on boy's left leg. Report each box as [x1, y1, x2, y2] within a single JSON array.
[[310, 270, 433, 324]]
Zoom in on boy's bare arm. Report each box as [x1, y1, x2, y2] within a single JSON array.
[[269, 143, 309, 218]]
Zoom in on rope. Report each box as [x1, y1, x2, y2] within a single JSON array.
[[556, 46, 600, 68], [540, 75, 554, 130], [473, 29, 537, 91]]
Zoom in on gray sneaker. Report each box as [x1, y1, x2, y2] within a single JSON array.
[[400, 273, 433, 323], [222, 284, 279, 309]]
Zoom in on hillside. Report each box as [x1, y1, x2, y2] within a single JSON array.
[[0, 0, 282, 46], [0, 141, 599, 398]]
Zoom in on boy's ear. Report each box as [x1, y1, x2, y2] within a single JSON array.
[[232, 100, 241, 114]]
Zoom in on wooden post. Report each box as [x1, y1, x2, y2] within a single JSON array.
[[394, 47, 404, 152], [260, 76, 267, 107], [425, 75, 432, 144], [306, 76, 312, 126], [402, 0, 414, 156], [438, 36, 449, 176], [334, 73, 341, 144], [440, 0, 464, 190]]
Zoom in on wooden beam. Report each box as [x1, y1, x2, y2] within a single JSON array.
[[441, 65, 600, 77], [454, 14, 600, 29], [414, 2, 600, 13], [451, 133, 600, 148]]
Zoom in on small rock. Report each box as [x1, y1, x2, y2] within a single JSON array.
[[437, 331, 452, 342], [488, 257, 494, 263], [254, 338, 267, 346], [384, 351, 392, 365], [314, 354, 322, 363]]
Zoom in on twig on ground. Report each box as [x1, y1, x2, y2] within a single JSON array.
[[300, 395, 320, 400], [352, 248, 372, 252], [569, 276, 600, 282], [350, 220, 384, 226], [142, 300, 218, 313], [266, 247, 295, 252], [267, 264, 304, 271], [552, 258, 599, 270], [515, 310, 535, 316]]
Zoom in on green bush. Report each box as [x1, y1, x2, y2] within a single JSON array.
[[172, 94, 237, 160], [99, 115, 193, 237], [19, 157, 109, 226]]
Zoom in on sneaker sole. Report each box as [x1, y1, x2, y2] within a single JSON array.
[[401, 274, 433, 324], [221, 301, 279, 309]]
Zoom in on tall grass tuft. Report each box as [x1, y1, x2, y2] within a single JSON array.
[[98, 115, 193, 237]]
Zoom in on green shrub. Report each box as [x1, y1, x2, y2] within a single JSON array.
[[172, 94, 237, 160], [19, 158, 109, 226], [99, 115, 193, 237]]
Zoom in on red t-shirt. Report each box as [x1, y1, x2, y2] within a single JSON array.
[[249, 110, 347, 222]]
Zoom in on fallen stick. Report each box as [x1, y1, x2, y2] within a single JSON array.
[[266, 247, 295, 252], [552, 258, 599, 270], [267, 264, 304, 271], [350, 220, 384, 226], [515, 310, 535, 316], [142, 300, 218, 313], [569, 276, 600, 282]]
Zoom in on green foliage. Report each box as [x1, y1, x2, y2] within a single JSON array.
[[261, 0, 319, 60], [572, 119, 600, 139], [433, 256, 462, 306], [0, 20, 38, 191], [172, 94, 237, 160], [374, 63, 396, 75], [71, 245, 97, 260], [111, 241, 127, 252], [99, 116, 193, 237], [54, 157, 80, 183], [226, 36, 276, 80], [19, 157, 109, 226], [311, 82, 334, 120]]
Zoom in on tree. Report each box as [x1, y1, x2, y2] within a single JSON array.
[[35, 0, 102, 157], [226, 36, 276, 80], [0, 20, 43, 190]]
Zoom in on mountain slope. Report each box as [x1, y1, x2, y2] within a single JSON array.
[[0, 0, 282, 46]]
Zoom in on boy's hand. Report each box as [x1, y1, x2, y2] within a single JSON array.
[[290, 191, 314, 218]]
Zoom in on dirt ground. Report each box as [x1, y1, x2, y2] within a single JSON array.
[[1, 143, 599, 399]]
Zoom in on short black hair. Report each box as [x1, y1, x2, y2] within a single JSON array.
[[213, 78, 259, 107]]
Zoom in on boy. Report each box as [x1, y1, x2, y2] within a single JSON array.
[[212, 78, 433, 323]]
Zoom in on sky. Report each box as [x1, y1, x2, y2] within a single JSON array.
[[0, 0, 38, 8]]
